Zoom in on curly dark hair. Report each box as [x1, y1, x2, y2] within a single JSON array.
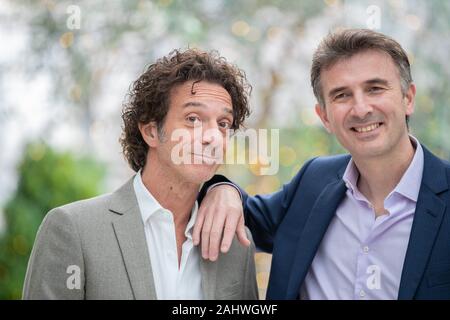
[[120, 48, 252, 172]]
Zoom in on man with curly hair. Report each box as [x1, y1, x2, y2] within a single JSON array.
[[23, 49, 258, 300]]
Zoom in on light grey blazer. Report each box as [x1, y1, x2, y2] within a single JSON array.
[[22, 178, 259, 300]]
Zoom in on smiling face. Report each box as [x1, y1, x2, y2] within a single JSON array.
[[315, 49, 416, 161], [140, 80, 234, 185]]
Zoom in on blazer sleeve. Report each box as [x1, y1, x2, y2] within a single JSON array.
[[199, 158, 316, 253], [22, 207, 85, 300]]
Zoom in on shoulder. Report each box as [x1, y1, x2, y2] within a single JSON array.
[[432, 153, 450, 169], [422, 144, 450, 166], [41, 192, 119, 238], [307, 154, 351, 174], [47, 193, 112, 221], [219, 227, 255, 262], [293, 154, 350, 187], [421, 144, 450, 183]]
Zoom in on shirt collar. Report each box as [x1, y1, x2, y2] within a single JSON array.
[[133, 169, 164, 224], [185, 201, 199, 240], [342, 135, 424, 203], [133, 170, 199, 239]]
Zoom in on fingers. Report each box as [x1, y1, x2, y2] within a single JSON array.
[[236, 216, 251, 247], [201, 204, 215, 260], [192, 205, 206, 246], [208, 209, 227, 261], [194, 184, 245, 261], [220, 212, 241, 253]]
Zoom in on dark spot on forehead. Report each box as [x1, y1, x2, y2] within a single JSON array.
[[191, 80, 201, 95]]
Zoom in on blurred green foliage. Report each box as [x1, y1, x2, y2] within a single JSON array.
[[0, 143, 105, 299]]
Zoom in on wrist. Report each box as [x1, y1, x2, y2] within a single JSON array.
[[207, 182, 243, 201]]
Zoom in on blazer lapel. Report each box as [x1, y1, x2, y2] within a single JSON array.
[[200, 258, 219, 299], [109, 178, 157, 300], [286, 179, 347, 299], [398, 147, 448, 299]]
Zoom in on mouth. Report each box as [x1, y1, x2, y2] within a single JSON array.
[[191, 153, 219, 159], [351, 122, 383, 133], [191, 153, 222, 163]]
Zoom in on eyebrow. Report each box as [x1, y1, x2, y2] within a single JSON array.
[[327, 78, 390, 98], [182, 102, 206, 108], [182, 102, 233, 115], [365, 78, 390, 87]]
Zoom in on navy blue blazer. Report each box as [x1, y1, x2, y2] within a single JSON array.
[[201, 145, 450, 299]]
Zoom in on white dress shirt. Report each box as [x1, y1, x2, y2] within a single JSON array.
[[133, 171, 203, 299]]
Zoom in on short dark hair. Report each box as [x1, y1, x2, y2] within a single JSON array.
[[311, 28, 413, 108], [120, 48, 251, 172]]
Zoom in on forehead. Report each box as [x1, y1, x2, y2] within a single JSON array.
[[170, 80, 232, 107], [321, 50, 400, 90]]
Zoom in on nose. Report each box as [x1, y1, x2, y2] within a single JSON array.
[[351, 91, 373, 119], [196, 124, 225, 161], [200, 123, 223, 148]]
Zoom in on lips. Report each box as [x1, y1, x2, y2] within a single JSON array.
[[191, 153, 222, 163], [351, 122, 383, 133], [191, 153, 219, 159]]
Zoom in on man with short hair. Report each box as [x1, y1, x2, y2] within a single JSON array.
[[23, 49, 258, 300], [195, 29, 450, 299]]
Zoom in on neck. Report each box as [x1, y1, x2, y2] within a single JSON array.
[[141, 155, 201, 268], [353, 135, 415, 214], [140, 158, 199, 226]]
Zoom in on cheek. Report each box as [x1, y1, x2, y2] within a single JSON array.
[[336, 108, 351, 128], [326, 111, 342, 132], [218, 134, 227, 149], [223, 139, 228, 152]]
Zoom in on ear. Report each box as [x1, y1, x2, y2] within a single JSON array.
[[315, 103, 332, 133], [404, 83, 416, 116], [138, 122, 159, 148]]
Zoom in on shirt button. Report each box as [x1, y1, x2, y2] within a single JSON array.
[[363, 246, 369, 254], [359, 290, 366, 298]]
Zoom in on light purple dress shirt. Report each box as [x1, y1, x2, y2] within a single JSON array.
[[300, 136, 424, 300]]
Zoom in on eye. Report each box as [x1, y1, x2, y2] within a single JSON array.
[[218, 120, 232, 130], [334, 92, 349, 101], [368, 86, 384, 93], [186, 115, 201, 126]]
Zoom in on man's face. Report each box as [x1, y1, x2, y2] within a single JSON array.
[[315, 50, 416, 160], [149, 80, 233, 185]]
